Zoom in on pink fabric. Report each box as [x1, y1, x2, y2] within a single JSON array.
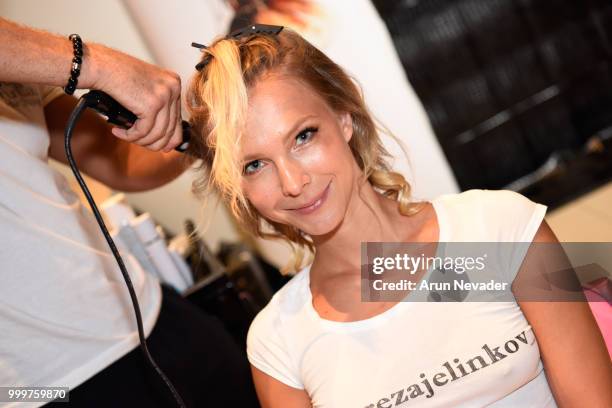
[[584, 278, 612, 360]]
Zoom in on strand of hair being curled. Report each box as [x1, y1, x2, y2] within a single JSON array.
[[186, 28, 424, 274]]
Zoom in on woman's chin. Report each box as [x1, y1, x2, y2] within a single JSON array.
[[297, 213, 344, 238]]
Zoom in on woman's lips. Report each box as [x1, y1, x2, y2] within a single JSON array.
[[292, 183, 331, 215]]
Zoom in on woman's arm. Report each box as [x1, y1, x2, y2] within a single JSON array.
[[251, 365, 312, 408], [516, 220, 612, 407], [45, 94, 194, 192]]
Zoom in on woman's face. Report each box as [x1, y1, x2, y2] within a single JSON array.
[[239, 74, 358, 236]]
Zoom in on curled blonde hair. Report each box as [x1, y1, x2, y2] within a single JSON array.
[[186, 28, 424, 273]]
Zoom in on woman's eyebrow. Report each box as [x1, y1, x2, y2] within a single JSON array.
[[241, 114, 317, 162]]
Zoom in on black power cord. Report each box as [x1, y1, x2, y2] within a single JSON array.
[[64, 94, 188, 408]]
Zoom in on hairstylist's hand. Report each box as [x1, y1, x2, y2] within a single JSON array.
[[85, 43, 183, 153], [0, 17, 182, 153]]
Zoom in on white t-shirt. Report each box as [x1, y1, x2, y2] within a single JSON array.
[[0, 83, 161, 407], [247, 189, 557, 407]]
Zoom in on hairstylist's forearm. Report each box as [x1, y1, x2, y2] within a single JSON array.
[[1, 16, 184, 153], [0, 17, 157, 95], [117, 145, 194, 191], [45, 94, 194, 191], [0, 17, 98, 88]]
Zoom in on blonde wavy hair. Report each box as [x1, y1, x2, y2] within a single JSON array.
[[186, 28, 425, 274]]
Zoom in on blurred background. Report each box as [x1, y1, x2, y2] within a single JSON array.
[[3, 0, 610, 249], [2, 0, 610, 350], [2, 0, 611, 254]]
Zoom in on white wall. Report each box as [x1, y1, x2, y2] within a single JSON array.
[[0, 0, 153, 61]]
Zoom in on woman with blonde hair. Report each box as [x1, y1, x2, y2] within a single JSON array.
[[187, 25, 612, 407]]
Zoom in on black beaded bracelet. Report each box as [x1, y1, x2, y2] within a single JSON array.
[[64, 34, 83, 95]]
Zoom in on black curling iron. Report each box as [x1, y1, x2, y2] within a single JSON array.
[[64, 90, 189, 408], [81, 90, 192, 152]]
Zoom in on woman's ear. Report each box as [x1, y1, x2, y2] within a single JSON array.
[[338, 111, 353, 143]]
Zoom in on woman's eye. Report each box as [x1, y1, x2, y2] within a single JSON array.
[[243, 127, 317, 175], [295, 127, 318, 146], [244, 160, 263, 175]]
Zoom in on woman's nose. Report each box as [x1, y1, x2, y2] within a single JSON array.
[[277, 157, 310, 197]]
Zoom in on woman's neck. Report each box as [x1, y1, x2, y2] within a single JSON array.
[[310, 174, 420, 280]]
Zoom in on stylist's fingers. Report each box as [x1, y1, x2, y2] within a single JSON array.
[[162, 99, 183, 152], [146, 95, 180, 152], [114, 85, 178, 151], [141, 80, 176, 146], [133, 74, 182, 151], [110, 71, 181, 147], [158, 79, 183, 150], [163, 112, 183, 153], [133, 97, 171, 150], [111, 110, 156, 143], [110, 90, 163, 145]]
